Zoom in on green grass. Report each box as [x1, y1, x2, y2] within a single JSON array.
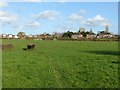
[[2, 39, 119, 88]]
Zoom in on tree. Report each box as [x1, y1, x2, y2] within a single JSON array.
[[80, 31, 87, 37], [86, 31, 90, 34], [17, 32, 26, 39], [62, 31, 74, 38]]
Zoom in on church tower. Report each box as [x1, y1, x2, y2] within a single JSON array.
[[105, 25, 109, 33]]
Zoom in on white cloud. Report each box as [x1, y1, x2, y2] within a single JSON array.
[[94, 15, 105, 21], [26, 21, 40, 28], [86, 15, 111, 27], [80, 9, 86, 14], [0, 11, 18, 25], [0, 2, 8, 7], [13, 25, 23, 31], [35, 10, 60, 20], [68, 13, 83, 22]]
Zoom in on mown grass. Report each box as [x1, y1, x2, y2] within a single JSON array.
[[2, 39, 119, 88]]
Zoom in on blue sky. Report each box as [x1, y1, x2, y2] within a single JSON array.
[[0, 1, 118, 35]]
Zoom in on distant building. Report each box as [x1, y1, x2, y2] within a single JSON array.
[[97, 31, 113, 38], [79, 27, 85, 33], [52, 33, 63, 39], [71, 34, 83, 39], [39, 34, 48, 40], [86, 29, 96, 39], [113, 35, 120, 39], [86, 34, 96, 39], [2, 34, 7, 39], [13, 35, 19, 39], [7, 34, 13, 39], [97, 26, 113, 38], [0, 34, 2, 39], [105, 25, 109, 33], [90, 29, 93, 33]]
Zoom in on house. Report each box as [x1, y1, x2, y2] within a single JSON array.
[[71, 34, 83, 39], [52, 33, 63, 38], [7, 34, 13, 39], [13, 35, 19, 39], [113, 35, 120, 39], [97, 31, 113, 38], [40, 34, 46, 40], [86, 30, 96, 39], [86, 34, 96, 39], [2, 34, 7, 39], [25, 34, 33, 40], [0, 34, 2, 39], [28, 34, 33, 38], [97, 26, 113, 38], [34, 35, 38, 38], [39, 34, 49, 40]]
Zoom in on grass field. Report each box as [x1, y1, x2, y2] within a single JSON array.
[[2, 39, 119, 88]]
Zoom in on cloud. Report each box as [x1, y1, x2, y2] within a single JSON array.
[[86, 15, 111, 27], [0, 11, 18, 25], [26, 21, 40, 28], [13, 25, 23, 31], [35, 10, 60, 20], [68, 13, 83, 22], [0, 1, 8, 7], [80, 9, 86, 14]]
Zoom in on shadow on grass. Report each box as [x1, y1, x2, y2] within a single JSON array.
[[84, 50, 120, 56], [83, 50, 120, 64], [111, 61, 120, 64]]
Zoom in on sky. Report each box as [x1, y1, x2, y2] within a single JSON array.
[[0, 1, 118, 35]]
